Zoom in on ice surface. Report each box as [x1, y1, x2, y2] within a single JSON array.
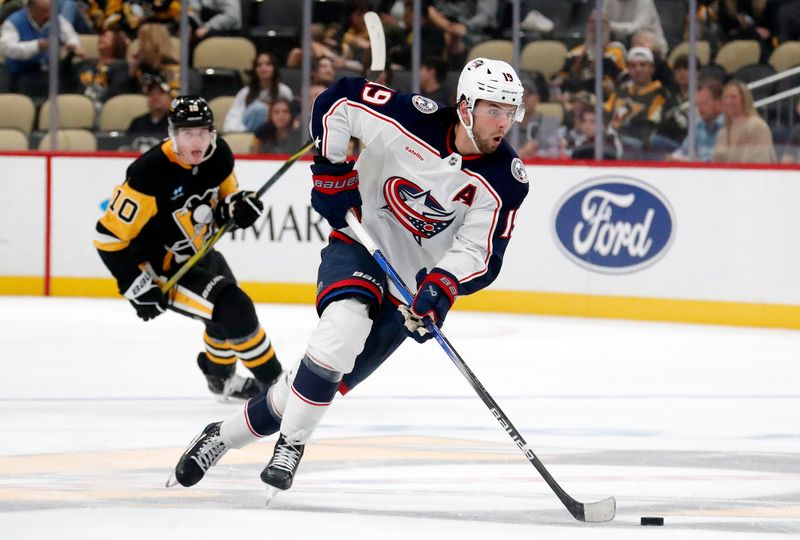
[[1, 297, 799, 538]]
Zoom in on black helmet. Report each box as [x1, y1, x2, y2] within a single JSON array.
[[168, 95, 214, 130]]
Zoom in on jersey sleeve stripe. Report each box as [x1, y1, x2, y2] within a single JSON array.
[[459, 169, 502, 283]]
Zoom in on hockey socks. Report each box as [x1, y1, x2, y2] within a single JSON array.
[[280, 355, 341, 444]]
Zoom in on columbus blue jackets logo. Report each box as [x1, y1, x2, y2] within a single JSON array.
[[412, 95, 438, 114], [382, 176, 455, 245]]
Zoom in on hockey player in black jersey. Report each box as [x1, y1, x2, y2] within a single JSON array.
[[94, 96, 282, 400], [170, 59, 529, 491]]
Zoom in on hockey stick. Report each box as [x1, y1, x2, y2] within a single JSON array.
[[364, 11, 386, 73], [344, 211, 616, 523], [161, 139, 315, 293]]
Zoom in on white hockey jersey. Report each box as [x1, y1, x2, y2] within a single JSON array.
[[311, 77, 529, 300]]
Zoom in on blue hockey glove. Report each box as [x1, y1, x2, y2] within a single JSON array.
[[123, 270, 167, 321], [217, 190, 264, 230], [398, 268, 459, 343], [310, 156, 362, 229]]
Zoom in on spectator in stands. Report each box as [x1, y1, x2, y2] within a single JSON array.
[[286, 23, 350, 70], [312, 55, 336, 87], [515, 73, 561, 159], [75, 29, 128, 104], [224, 52, 294, 133], [775, 0, 800, 42], [419, 55, 451, 104], [426, 0, 499, 68], [604, 46, 677, 155], [60, 0, 93, 34], [780, 100, 800, 163], [630, 29, 676, 93], [658, 53, 699, 144], [128, 23, 180, 97], [85, 0, 181, 39], [712, 79, 776, 162], [717, 0, 776, 61], [563, 107, 623, 159], [554, 10, 627, 96], [605, 0, 668, 53], [127, 74, 172, 140], [338, 0, 373, 72], [189, 0, 242, 42], [0, 0, 84, 92], [669, 78, 724, 162], [252, 97, 303, 154], [387, 0, 445, 70]]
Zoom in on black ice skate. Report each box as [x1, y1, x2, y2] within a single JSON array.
[[167, 422, 228, 487], [197, 353, 265, 400], [260, 434, 305, 491]]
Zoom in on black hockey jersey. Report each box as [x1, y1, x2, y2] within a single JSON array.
[[94, 138, 238, 293]]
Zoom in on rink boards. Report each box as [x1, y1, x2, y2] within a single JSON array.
[[1, 152, 799, 329]]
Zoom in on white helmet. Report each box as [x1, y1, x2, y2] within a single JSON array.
[[456, 58, 525, 152]]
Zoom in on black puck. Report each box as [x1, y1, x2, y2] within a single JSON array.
[[640, 516, 664, 526]]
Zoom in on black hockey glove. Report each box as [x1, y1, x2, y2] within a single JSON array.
[[217, 191, 264, 230], [123, 271, 167, 321], [397, 268, 459, 343], [310, 156, 362, 229]]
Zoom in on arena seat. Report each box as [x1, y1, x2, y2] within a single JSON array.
[[768, 41, 800, 72], [521, 40, 568, 79], [38, 94, 95, 130], [99, 94, 148, 132], [667, 41, 711, 68], [38, 129, 98, 151], [0, 93, 36, 134], [208, 96, 235, 133], [467, 40, 513, 63], [222, 132, 255, 154], [714, 40, 760, 74], [194, 37, 256, 73], [0, 127, 28, 150]]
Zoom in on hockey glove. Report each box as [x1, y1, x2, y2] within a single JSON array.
[[310, 156, 362, 229], [123, 270, 167, 321], [398, 268, 459, 343], [217, 190, 264, 230]]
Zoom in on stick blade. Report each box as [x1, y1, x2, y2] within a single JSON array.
[[364, 11, 386, 72], [578, 496, 616, 522]]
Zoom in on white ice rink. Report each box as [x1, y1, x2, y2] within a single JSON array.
[[1, 296, 799, 539]]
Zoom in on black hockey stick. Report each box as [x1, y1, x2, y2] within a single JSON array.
[[344, 211, 616, 523], [161, 139, 315, 293]]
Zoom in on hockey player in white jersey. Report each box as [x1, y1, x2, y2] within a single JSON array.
[[169, 58, 530, 491]]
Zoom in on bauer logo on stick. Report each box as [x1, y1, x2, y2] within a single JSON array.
[[553, 176, 675, 273]]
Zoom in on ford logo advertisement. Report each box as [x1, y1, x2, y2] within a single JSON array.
[[553, 176, 675, 273]]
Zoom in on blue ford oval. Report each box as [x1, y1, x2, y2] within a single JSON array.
[[553, 176, 675, 273]]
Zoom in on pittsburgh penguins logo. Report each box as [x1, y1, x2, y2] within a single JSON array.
[[412, 95, 438, 114], [382, 177, 455, 245]]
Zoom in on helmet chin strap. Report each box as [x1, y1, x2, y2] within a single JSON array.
[[457, 101, 482, 154], [169, 127, 218, 164]]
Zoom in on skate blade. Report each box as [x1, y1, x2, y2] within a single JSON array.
[[165, 473, 179, 488], [265, 486, 280, 507]]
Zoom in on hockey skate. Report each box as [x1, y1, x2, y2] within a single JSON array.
[[167, 422, 228, 488], [197, 353, 265, 401], [261, 434, 305, 501]]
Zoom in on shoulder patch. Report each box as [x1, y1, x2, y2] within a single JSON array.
[[412, 95, 438, 114], [511, 158, 528, 183]]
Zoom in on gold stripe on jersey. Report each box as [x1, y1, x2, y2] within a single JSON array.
[[162, 140, 193, 169], [230, 326, 276, 368], [95, 183, 158, 252], [166, 283, 214, 319], [204, 331, 237, 365], [219, 172, 238, 201]]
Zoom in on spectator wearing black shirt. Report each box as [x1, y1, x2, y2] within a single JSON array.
[[127, 76, 173, 151], [419, 55, 451, 104]]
